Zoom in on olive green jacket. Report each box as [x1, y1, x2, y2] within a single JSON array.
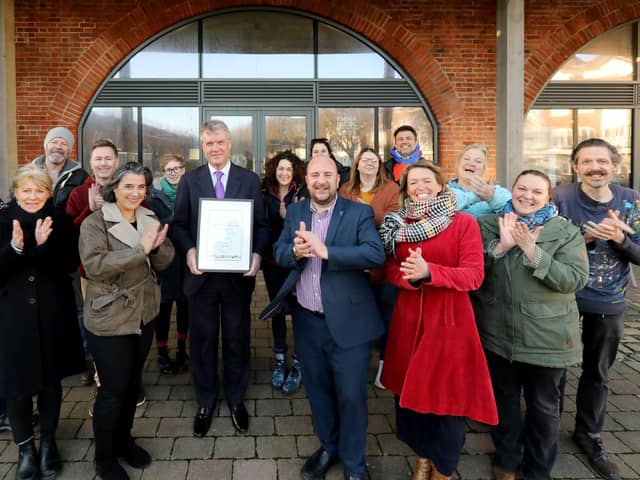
[[472, 214, 589, 368]]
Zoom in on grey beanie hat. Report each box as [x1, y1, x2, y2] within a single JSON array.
[[43, 127, 74, 151]]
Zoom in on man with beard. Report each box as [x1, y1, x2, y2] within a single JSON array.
[[383, 125, 422, 183], [268, 155, 385, 480], [554, 138, 640, 480], [33, 127, 88, 209]]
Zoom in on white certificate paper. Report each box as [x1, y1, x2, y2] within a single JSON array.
[[196, 198, 254, 272]]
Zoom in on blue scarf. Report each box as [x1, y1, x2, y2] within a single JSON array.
[[160, 178, 177, 205], [504, 200, 558, 231], [390, 144, 423, 165]]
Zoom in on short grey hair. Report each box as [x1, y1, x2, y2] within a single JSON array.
[[102, 162, 153, 203], [200, 120, 231, 143]]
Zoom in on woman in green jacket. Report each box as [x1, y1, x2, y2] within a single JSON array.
[[473, 169, 589, 480]]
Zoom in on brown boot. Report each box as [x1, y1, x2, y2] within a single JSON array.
[[411, 456, 432, 480], [492, 465, 516, 480], [430, 464, 452, 480]]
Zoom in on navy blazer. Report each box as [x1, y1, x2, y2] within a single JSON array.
[[171, 163, 270, 296], [270, 196, 385, 349]]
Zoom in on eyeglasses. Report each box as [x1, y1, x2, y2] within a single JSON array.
[[361, 157, 379, 164], [164, 166, 185, 174]]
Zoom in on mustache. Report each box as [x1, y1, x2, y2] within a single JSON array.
[[585, 170, 608, 176]]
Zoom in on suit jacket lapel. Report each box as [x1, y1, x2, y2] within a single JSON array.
[[325, 196, 346, 246], [196, 165, 215, 198], [225, 163, 240, 199]]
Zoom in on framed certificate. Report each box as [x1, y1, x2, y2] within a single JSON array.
[[196, 198, 254, 272]]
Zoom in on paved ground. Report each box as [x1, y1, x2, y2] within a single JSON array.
[[2, 274, 640, 480]]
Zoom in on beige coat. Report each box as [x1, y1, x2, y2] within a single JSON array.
[[79, 202, 174, 336]]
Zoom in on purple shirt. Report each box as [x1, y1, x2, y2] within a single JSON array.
[[295, 197, 337, 313]]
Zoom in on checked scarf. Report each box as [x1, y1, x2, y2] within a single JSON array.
[[503, 200, 558, 231], [379, 191, 458, 256]]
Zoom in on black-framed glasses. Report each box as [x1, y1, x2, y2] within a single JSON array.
[[164, 166, 185, 175]]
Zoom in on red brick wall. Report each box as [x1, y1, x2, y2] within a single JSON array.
[[13, 0, 640, 177]]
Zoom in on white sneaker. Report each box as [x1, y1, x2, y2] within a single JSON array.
[[374, 360, 386, 390]]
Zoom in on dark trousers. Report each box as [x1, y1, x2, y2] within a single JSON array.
[[486, 351, 565, 480], [155, 299, 189, 344], [87, 322, 154, 463], [262, 262, 289, 354], [293, 304, 371, 477], [372, 282, 397, 360], [188, 275, 254, 408], [575, 311, 625, 435], [395, 397, 466, 476], [7, 384, 62, 444]]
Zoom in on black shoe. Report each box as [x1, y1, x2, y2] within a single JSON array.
[[175, 341, 190, 373], [157, 347, 174, 375], [573, 431, 621, 480], [301, 447, 338, 480], [95, 459, 129, 480], [16, 439, 39, 480], [40, 435, 62, 479], [116, 439, 151, 469], [229, 402, 249, 433], [193, 406, 214, 437], [79, 360, 96, 386]]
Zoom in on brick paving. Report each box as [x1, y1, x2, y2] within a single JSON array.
[[2, 274, 640, 479]]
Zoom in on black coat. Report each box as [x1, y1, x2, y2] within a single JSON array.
[[0, 200, 84, 398], [148, 187, 186, 301]]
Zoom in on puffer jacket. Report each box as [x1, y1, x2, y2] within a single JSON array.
[[79, 202, 174, 336], [472, 214, 589, 368]]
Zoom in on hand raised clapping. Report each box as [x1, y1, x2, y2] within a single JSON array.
[[400, 247, 430, 282], [583, 209, 634, 244], [139, 224, 169, 255], [467, 174, 496, 202]]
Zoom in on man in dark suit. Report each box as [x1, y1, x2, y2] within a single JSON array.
[[171, 120, 269, 436], [273, 155, 385, 480]]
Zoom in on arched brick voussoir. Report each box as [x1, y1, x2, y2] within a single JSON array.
[[524, 1, 640, 111], [47, 0, 463, 128]]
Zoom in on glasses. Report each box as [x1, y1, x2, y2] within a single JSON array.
[[164, 166, 185, 175], [361, 157, 379, 164]]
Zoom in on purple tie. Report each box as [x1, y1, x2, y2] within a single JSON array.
[[214, 170, 225, 199]]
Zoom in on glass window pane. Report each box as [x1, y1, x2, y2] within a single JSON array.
[[553, 24, 632, 81], [378, 107, 433, 162], [203, 13, 313, 78], [318, 24, 401, 79], [82, 108, 138, 170], [318, 108, 374, 166], [577, 109, 631, 186], [142, 108, 200, 178], [523, 109, 574, 186], [115, 23, 198, 79], [265, 115, 307, 170]]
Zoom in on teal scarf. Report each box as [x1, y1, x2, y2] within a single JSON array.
[[160, 178, 177, 204]]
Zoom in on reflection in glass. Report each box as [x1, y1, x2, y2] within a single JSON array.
[[265, 116, 307, 172], [318, 108, 374, 166], [523, 110, 574, 186], [552, 24, 632, 81], [203, 13, 313, 78], [577, 109, 631, 186], [114, 23, 198, 79], [318, 24, 401, 79], [142, 108, 200, 177], [82, 108, 138, 170], [206, 115, 254, 172], [378, 107, 433, 162]]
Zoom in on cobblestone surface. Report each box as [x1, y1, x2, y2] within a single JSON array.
[[2, 274, 640, 479]]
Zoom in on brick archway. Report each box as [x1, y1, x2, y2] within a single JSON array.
[[524, 1, 640, 111], [48, 0, 462, 130]]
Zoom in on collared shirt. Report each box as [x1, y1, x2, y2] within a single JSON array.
[[295, 197, 337, 313], [207, 161, 231, 192]]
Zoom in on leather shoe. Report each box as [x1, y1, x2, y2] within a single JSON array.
[[116, 439, 151, 469], [301, 447, 338, 480], [230, 402, 249, 433], [573, 431, 621, 480], [193, 406, 214, 437], [40, 435, 62, 479]]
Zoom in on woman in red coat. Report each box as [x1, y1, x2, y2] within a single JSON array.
[[379, 159, 498, 480]]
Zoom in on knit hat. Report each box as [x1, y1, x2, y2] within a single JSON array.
[[43, 127, 74, 151]]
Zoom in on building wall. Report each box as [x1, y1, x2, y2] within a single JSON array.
[[13, 0, 640, 176]]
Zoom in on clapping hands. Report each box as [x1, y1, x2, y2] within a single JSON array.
[[140, 224, 169, 255]]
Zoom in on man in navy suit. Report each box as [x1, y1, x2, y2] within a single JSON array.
[[273, 155, 385, 480], [171, 120, 269, 436]]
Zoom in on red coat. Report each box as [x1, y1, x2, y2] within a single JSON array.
[[381, 212, 498, 425]]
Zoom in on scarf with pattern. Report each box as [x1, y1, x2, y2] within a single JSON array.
[[503, 200, 558, 231], [390, 145, 423, 165], [379, 190, 458, 256]]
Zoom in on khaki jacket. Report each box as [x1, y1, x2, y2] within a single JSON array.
[[79, 203, 174, 336]]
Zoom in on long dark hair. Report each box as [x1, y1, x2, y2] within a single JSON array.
[[261, 150, 305, 195]]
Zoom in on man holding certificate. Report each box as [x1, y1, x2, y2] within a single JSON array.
[[171, 120, 269, 437], [270, 155, 385, 480]]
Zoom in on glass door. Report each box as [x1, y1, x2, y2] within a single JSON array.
[[204, 108, 313, 175]]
